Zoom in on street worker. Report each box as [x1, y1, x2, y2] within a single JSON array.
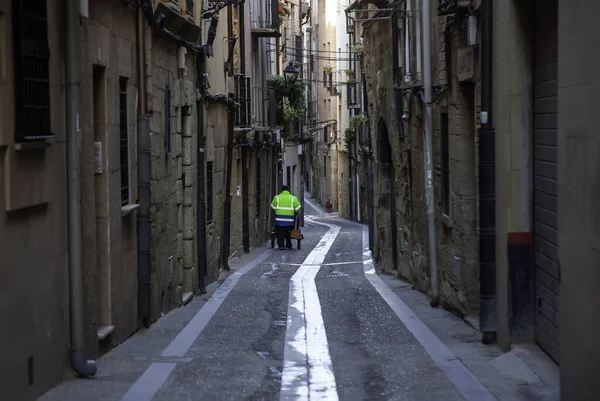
[[271, 185, 301, 250]]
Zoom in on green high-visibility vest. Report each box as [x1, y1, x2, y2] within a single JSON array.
[[271, 191, 301, 225]]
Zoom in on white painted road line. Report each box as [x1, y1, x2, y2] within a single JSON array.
[[281, 217, 341, 401], [361, 228, 498, 401], [120, 363, 177, 401], [304, 196, 326, 216], [279, 260, 364, 267], [120, 248, 273, 401]]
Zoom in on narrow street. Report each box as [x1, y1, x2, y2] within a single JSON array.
[[37, 199, 556, 401]]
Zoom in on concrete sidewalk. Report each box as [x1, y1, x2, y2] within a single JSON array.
[[378, 268, 560, 401], [36, 246, 273, 401]]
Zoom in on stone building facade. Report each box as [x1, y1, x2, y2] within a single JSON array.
[[0, 0, 275, 399], [0, 0, 71, 398], [305, 0, 339, 211], [491, 2, 598, 395], [351, 0, 481, 317]]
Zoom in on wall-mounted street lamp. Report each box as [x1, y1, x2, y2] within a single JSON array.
[[283, 62, 300, 83]]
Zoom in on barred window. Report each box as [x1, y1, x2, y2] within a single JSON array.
[[186, 0, 194, 16], [256, 159, 261, 217], [13, 0, 52, 141], [207, 161, 213, 224], [119, 78, 130, 205]]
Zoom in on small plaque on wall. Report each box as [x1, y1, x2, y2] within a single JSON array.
[[457, 47, 475, 82]]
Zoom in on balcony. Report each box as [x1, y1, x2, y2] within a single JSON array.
[[347, 82, 360, 109], [251, 0, 283, 38], [152, 1, 201, 43]]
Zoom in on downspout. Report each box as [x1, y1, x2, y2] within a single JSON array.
[[349, 144, 353, 219], [299, 0, 305, 227], [136, 2, 152, 324], [422, 0, 440, 307], [355, 117, 360, 222], [66, 0, 97, 378], [361, 54, 374, 250], [478, 0, 497, 343], [196, 52, 207, 293], [221, 5, 235, 270], [222, 97, 234, 270], [240, 1, 250, 252]]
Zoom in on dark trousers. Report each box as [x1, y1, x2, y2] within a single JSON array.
[[275, 225, 293, 249]]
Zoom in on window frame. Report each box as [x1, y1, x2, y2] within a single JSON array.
[[206, 160, 214, 224], [119, 77, 130, 205], [12, 0, 53, 142], [440, 112, 450, 216]]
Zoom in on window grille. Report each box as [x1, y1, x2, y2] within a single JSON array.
[[186, 0, 195, 16], [207, 161, 214, 223], [441, 112, 450, 215], [256, 159, 261, 217], [13, 0, 52, 141], [119, 78, 129, 205], [165, 82, 171, 156]]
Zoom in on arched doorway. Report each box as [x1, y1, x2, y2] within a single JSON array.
[[377, 120, 398, 270]]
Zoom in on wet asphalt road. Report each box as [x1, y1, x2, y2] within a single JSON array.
[[145, 206, 470, 401]]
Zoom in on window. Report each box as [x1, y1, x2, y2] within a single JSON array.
[[323, 156, 327, 178], [287, 166, 291, 188], [323, 126, 328, 143], [186, 0, 194, 16], [256, 159, 261, 217], [119, 78, 129, 205], [13, 0, 52, 141], [207, 161, 213, 224], [441, 112, 450, 215], [165, 82, 171, 156], [0, 11, 6, 80]]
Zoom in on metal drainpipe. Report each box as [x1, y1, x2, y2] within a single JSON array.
[[421, 0, 440, 307], [222, 96, 235, 271], [222, 5, 235, 271], [136, 2, 152, 324], [196, 52, 207, 294], [299, 0, 305, 227], [66, 0, 97, 378], [361, 55, 374, 250], [478, 0, 497, 344], [349, 148, 353, 219], [240, 2, 249, 253]]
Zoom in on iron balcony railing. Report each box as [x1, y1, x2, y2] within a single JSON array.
[[251, 0, 280, 30]]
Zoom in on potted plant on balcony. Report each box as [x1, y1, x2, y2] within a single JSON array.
[[345, 114, 366, 149], [352, 43, 364, 55], [267, 74, 305, 139], [345, 69, 355, 82]]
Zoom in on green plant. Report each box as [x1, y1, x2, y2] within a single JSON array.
[[345, 114, 365, 149], [352, 43, 364, 54], [266, 74, 305, 109], [267, 74, 306, 139], [349, 114, 366, 130], [344, 127, 356, 149], [345, 69, 355, 76], [323, 66, 334, 74]]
